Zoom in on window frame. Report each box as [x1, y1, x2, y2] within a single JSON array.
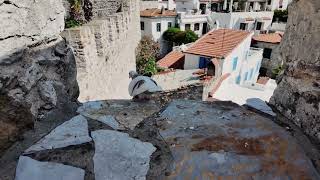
[[194, 23, 200, 31], [240, 23, 247, 30], [156, 23, 161, 32], [185, 24, 191, 31], [168, 22, 172, 28], [256, 22, 263, 30]]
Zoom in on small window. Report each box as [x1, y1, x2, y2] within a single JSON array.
[[168, 22, 172, 28], [263, 48, 272, 59], [232, 57, 238, 71], [156, 23, 161, 32], [140, 21, 144, 30], [240, 23, 247, 30], [194, 23, 200, 31], [268, 0, 272, 5], [185, 24, 191, 30], [256, 22, 263, 30]]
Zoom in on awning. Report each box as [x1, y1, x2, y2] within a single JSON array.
[[240, 17, 255, 23], [257, 17, 272, 22]]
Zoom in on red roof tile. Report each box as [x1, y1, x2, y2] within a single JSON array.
[[253, 33, 282, 44], [140, 8, 177, 17], [157, 51, 185, 68], [185, 29, 251, 58]]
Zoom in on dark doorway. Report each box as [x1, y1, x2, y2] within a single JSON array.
[[207, 62, 216, 76], [202, 23, 208, 35], [259, 67, 267, 77]]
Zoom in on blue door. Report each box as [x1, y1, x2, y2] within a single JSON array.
[[236, 75, 241, 84], [199, 57, 210, 69]]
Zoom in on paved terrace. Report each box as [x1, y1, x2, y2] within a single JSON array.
[[1, 86, 319, 180]]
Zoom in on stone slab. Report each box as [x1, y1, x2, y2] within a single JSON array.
[[157, 100, 320, 179], [92, 130, 156, 180], [25, 115, 91, 153], [15, 156, 85, 180]]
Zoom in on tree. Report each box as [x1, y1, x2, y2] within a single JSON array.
[[136, 36, 160, 76], [163, 28, 198, 45]]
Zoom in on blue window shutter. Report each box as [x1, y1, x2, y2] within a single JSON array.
[[236, 75, 241, 84], [244, 72, 248, 81], [250, 69, 254, 79], [232, 57, 238, 71]]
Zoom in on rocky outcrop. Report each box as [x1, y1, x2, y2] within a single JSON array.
[[0, 0, 79, 155], [270, 0, 320, 142]]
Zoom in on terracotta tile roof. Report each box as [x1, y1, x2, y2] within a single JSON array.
[[253, 33, 282, 44], [140, 8, 177, 17], [157, 51, 185, 68], [185, 29, 251, 58]]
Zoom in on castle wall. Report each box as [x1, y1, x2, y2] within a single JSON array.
[[62, 0, 141, 101]]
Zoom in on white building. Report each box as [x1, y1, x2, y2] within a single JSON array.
[[207, 0, 275, 34], [140, 8, 177, 55], [184, 28, 263, 85]]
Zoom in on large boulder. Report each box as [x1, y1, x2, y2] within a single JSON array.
[[0, 0, 79, 155], [0, 0, 65, 59], [270, 0, 320, 142]]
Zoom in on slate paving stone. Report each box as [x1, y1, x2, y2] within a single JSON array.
[[15, 156, 85, 180], [92, 130, 156, 180], [25, 115, 92, 153]]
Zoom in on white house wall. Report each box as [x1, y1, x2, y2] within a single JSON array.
[[210, 11, 274, 32], [184, 53, 201, 69], [176, 0, 200, 12], [141, 17, 176, 41], [222, 33, 262, 85]]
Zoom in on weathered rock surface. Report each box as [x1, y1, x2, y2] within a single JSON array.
[[157, 100, 320, 179], [15, 156, 85, 180], [0, 0, 79, 155], [92, 130, 156, 180], [270, 0, 320, 142], [0, 0, 65, 59]]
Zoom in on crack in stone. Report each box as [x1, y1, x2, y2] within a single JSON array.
[[2, 0, 30, 9], [0, 34, 37, 41]]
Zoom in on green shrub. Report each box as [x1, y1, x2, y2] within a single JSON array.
[[136, 36, 160, 76], [272, 65, 283, 78], [163, 28, 198, 45], [273, 10, 288, 22], [65, 18, 81, 28]]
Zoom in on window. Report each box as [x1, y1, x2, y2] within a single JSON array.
[[140, 21, 144, 30], [256, 22, 263, 30], [240, 23, 247, 30], [263, 48, 272, 59], [185, 24, 191, 30], [232, 57, 238, 71], [194, 23, 200, 31], [268, 0, 272, 5], [156, 23, 161, 32], [168, 22, 172, 28]]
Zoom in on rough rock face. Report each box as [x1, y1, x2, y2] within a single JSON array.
[[270, 0, 320, 142], [0, 0, 79, 155], [0, 0, 65, 59]]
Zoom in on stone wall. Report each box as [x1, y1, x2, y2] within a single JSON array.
[[140, 0, 159, 10], [270, 0, 320, 142], [62, 0, 141, 101], [0, 0, 79, 155]]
